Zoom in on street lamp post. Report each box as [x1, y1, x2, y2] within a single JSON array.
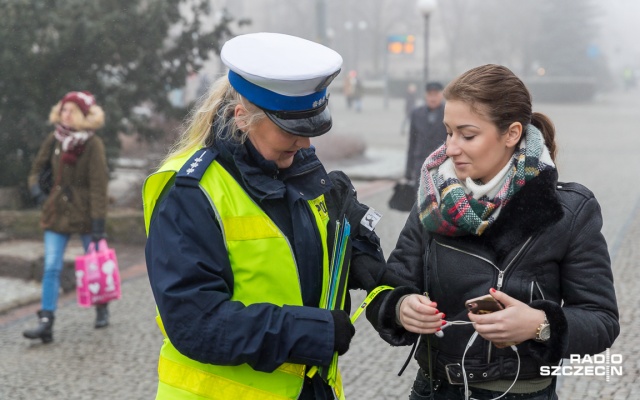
[[417, 0, 437, 89]]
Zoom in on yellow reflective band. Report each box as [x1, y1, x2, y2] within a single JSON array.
[[223, 216, 281, 241], [350, 285, 394, 324], [334, 369, 344, 399], [276, 362, 306, 378], [158, 356, 296, 400], [307, 285, 394, 379]]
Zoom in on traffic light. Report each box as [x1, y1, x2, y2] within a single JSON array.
[[387, 34, 415, 54]]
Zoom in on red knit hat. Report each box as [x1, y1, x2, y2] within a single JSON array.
[[60, 91, 96, 116]]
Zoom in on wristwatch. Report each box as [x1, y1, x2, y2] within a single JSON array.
[[534, 313, 551, 342]]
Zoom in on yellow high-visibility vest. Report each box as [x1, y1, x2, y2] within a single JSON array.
[[143, 149, 345, 400]]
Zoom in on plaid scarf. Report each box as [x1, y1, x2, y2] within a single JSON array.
[[54, 124, 94, 165], [417, 124, 555, 236]]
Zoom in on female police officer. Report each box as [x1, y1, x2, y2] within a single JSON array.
[[143, 33, 402, 400]]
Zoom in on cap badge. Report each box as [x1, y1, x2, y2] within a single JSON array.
[[312, 96, 328, 109]]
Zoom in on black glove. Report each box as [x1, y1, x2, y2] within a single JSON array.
[[91, 219, 107, 243], [331, 310, 355, 356]]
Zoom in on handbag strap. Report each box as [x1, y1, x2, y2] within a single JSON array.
[[97, 239, 109, 252], [86, 241, 97, 254]]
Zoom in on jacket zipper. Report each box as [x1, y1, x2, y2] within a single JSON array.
[[276, 164, 323, 289], [434, 236, 533, 363], [435, 236, 532, 291]]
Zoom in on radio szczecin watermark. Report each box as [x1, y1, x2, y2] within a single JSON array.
[[540, 348, 622, 382]]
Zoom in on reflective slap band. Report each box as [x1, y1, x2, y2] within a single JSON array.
[[228, 70, 327, 112], [350, 285, 394, 324], [306, 285, 394, 379]]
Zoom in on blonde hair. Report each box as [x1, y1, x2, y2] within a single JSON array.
[[161, 75, 266, 165]]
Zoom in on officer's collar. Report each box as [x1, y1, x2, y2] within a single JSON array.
[[214, 134, 327, 201], [244, 139, 280, 178]]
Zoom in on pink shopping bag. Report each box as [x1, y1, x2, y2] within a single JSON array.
[[75, 239, 121, 307]]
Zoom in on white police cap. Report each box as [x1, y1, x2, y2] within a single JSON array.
[[221, 32, 343, 137]]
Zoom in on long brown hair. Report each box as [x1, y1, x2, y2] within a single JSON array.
[[443, 64, 557, 161]]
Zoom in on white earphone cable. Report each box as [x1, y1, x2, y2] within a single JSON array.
[[439, 322, 521, 400]]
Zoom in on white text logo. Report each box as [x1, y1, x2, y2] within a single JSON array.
[[540, 349, 622, 382]]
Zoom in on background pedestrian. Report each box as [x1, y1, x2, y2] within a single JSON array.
[[23, 91, 110, 344], [404, 81, 447, 183]]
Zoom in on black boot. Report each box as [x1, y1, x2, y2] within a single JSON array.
[[23, 310, 55, 344], [95, 303, 109, 329]]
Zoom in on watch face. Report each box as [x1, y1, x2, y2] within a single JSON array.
[[540, 324, 551, 340]]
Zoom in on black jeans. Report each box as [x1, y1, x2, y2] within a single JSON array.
[[409, 369, 558, 400]]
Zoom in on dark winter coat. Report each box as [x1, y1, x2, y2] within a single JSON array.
[[405, 103, 447, 182], [368, 169, 619, 384], [28, 132, 109, 234]]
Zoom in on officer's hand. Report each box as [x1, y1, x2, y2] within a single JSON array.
[[331, 310, 355, 355]]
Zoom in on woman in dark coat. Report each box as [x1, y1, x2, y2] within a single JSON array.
[[23, 91, 110, 343], [368, 64, 619, 399]]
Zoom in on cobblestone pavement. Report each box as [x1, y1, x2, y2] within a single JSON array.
[[566, 198, 640, 400], [2, 91, 640, 399], [1, 183, 637, 399]]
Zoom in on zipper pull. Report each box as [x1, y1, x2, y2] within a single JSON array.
[[497, 271, 504, 291]]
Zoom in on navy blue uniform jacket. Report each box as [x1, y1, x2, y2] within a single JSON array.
[[145, 137, 388, 373]]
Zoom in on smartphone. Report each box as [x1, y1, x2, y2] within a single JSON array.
[[465, 294, 504, 315]]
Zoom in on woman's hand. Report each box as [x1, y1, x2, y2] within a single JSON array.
[[398, 294, 444, 334], [468, 289, 546, 347]]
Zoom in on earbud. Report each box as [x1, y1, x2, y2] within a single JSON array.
[[435, 322, 450, 337], [434, 320, 473, 338]]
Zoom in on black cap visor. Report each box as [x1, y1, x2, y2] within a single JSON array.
[[262, 101, 332, 137]]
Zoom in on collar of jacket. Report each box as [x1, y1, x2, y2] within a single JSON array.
[[479, 168, 564, 260], [214, 134, 330, 202]]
